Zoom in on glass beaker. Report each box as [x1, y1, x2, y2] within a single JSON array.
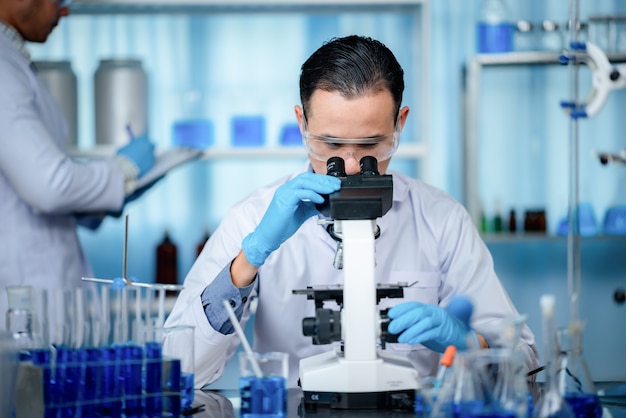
[[239, 351, 288, 418], [5, 286, 35, 349], [150, 324, 196, 415], [0, 331, 18, 418], [558, 323, 602, 418]]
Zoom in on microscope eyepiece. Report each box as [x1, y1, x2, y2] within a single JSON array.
[[326, 157, 346, 177], [360, 156, 379, 176]]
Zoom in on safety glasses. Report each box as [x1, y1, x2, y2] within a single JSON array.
[[54, 0, 72, 8], [302, 116, 400, 163]]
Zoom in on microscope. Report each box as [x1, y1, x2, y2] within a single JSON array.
[[293, 156, 419, 412]]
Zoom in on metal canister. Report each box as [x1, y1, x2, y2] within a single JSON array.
[[35, 60, 78, 147], [94, 59, 148, 146]]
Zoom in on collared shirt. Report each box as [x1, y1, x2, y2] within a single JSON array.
[[0, 21, 30, 62], [164, 163, 540, 389]]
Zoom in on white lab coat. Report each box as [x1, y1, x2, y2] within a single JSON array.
[[0, 32, 126, 327], [165, 164, 540, 388]]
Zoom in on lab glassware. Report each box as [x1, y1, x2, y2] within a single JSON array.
[[152, 324, 196, 414], [0, 331, 18, 418], [432, 349, 528, 418], [558, 324, 602, 418], [5, 285, 35, 350], [239, 351, 288, 418], [533, 295, 574, 418]]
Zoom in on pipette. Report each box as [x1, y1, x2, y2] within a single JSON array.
[[222, 300, 262, 378], [435, 345, 457, 388]]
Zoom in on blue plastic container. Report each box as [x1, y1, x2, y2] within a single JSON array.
[[280, 123, 302, 146], [603, 205, 626, 236], [232, 116, 265, 147], [172, 119, 214, 150], [556, 203, 599, 237]]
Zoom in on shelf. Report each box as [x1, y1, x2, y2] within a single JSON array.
[[460, 50, 626, 226], [481, 233, 626, 244], [69, 143, 428, 160], [70, 0, 425, 14], [469, 51, 626, 67]]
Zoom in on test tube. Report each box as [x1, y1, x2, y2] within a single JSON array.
[[133, 286, 143, 344]]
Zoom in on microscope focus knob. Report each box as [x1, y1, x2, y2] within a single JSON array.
[[302, 308, 342, 345]]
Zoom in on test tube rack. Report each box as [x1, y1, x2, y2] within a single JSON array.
[[14, 341, 192, 418]]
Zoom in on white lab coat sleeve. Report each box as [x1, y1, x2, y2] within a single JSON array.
[[0, 54, 125, 214], [435, 200, 540, 375], [164, 193, 267, 388]]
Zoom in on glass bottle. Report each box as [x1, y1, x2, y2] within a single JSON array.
[[509, 209, 517, 233], [515, 20, 536, 52], [196, 228, 211, 257], [540, 20, 564, 52], [156, 230, 178, 296], [558, 322, 602, 418], [477, 0, 514, 53]]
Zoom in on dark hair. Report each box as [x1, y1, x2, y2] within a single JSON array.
[[299, 35, 404, 121]]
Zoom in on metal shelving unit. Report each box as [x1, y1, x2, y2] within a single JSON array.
[[462, 50, 626, 231], [67, 0, 432, 181]]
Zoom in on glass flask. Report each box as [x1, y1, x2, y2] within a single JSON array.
[[434, 349, 529, 418], [431, 350, 486, 418], [558, 322, 602, 418], [533, 295, 574, 418]]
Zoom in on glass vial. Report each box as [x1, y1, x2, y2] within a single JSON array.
[[515, 20, 536, 51], [541, 20, 564, 51]]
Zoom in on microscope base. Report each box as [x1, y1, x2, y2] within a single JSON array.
[[299, 350, 418, 411], [300, 388, 416, 411]]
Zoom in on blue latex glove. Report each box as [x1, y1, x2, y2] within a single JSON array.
[[387, 296, 475, 353], [116, 136, 156, 177], [242, 172, 341, 266]]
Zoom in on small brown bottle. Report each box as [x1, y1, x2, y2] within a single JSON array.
[[509, 209, 517, 233], [156, 230, 178, 292], [196, 228, 210, 257]]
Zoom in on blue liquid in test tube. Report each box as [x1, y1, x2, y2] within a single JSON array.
[[122, 344, 144, 418], [81, 347, 102, 417], [98, 346, 123, 417], [145, 341, 163, 417], [240, 376, 287, 418]]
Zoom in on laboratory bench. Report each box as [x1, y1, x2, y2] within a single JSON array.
[[188, 385, 626, 418]]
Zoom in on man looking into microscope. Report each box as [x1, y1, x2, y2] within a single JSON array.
[[165, 35, 539, 388]]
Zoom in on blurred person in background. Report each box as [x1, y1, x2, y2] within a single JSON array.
[[0, 0, 158, 326]]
